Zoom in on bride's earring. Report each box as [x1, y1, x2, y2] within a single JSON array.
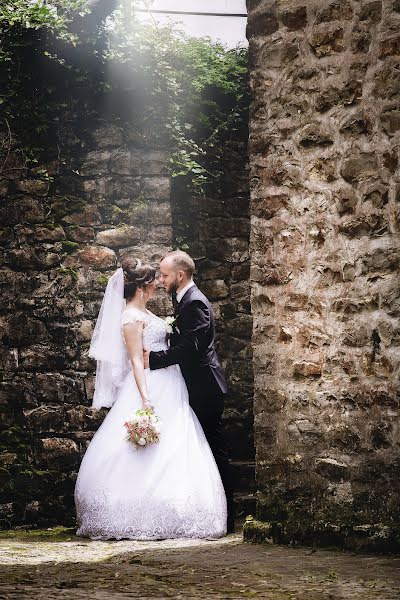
[[140, 289, 144, 300]]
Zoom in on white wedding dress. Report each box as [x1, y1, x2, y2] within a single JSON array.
[[74, 307, 227, 540]]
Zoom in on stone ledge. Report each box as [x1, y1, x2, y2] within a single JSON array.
[[243, 518, 400, 554]]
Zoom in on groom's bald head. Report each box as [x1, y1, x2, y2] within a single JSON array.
[[159, 250, 195, 294], [161, 250, 195, 278]]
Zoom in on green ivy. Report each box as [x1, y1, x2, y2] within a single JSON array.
[[0, 1, 249, 195], [106, 13, 249, 193]]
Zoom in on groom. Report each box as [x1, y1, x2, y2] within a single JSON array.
[[143, 250, 234, 533]]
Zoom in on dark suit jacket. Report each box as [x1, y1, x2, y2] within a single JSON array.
[[149, 284, 228, 408]]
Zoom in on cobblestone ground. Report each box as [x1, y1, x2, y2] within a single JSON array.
[[0, 528, 399, 599]]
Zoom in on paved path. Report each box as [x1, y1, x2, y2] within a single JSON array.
[[0, 528, 399, 598]]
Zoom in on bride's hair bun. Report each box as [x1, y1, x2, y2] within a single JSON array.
[[121, 256, 156, 300]]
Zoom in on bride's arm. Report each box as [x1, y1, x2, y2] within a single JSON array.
[[122, 321, 152, 410]]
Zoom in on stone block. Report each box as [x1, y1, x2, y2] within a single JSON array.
[[201, 279, 229, 301], [297, 123, 334, 148], [340, 153, 379, 182], [15, 179, 50, 196], [225, 315, 253, 339], [20, 345, 69, 370], [257, 38, 300, 69], [63, 205, 102, 227], [232, 263, 250, 281], [0, 197, 45, 225], [251, 263, 292, 286], [208, 238, 249, 263], [66, 226, 95, 242], [316, 80, 362, 112], [315, 457, 349, 481], [381, 110, 400, 135], [24, 405, 65, 432], [247, 10, 279, 38], [3, 313, 47, 347], [278, 5, 307, 30], [6, 247, 62, 270], [342, 322, 370, 347], [142, 176, 171, 200], [351, 23, 372, 53], [36, 437, 80, 468], [151, 226, 173, 245], [96, 226, 141, 247], [0, 347, 18, 370], [338, 212, 388, 237], [230, 281, 251, 303], [379, 35, 400, 59], [309, 157, 337, 182], [109, 149, 168, 176], [335, 187, 359, 214], [82, 176, 111, 197], [359, 1, 382, 22], [80, 150, 111, 175], [373, 59, 400, 99], [361, 246, 400, 274], [207, 217, 250, 238], [66, 406, 105, 430], [315, 0, 353, 23], [339, 112, 373, 136], [383, 151, 398, 174], [76, 320, 93, 342], [127, 201, 172, 226], [253, 344, 275, 375], [310, 25, 345, 57], [64, 246, 117, 270], [109, 177, 142, 199], [92, 126, 124, 147], [18, 225, 66, 243], [293, 361, 322, 378], [200, 263, 231, 281], [255, 384, 286, 413], [252, 195, 289, 220]]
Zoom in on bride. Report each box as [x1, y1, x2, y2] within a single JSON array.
[[74, 256, 227, 540]]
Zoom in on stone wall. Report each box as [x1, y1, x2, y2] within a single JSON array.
[[0, 121, 255, 526], [244, 0, 400, 551], [0, 124, 173, 527]]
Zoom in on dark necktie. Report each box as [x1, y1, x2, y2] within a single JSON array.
[[172, 291, 178, 315]]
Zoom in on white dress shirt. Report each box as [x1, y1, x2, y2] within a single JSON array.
[[176, 280, 195, 303]]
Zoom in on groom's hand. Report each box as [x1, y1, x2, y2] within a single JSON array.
[[143, 348, 150, 369]]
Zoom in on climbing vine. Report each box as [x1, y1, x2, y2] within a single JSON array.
[[0, 1, 248, 194]]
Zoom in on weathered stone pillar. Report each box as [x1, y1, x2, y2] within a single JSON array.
[[245, 0, 400, 551]]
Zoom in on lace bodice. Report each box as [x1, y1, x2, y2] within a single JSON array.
[[121, 307, 169, 352]]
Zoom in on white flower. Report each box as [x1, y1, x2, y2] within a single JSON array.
[[138, 437, 146, 446], [165, 315, 177, 334]]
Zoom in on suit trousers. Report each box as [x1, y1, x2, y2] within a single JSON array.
[[189, 392, 234, 524]]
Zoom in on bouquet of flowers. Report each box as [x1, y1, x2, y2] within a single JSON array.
[[124, 408, 161, 449]]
